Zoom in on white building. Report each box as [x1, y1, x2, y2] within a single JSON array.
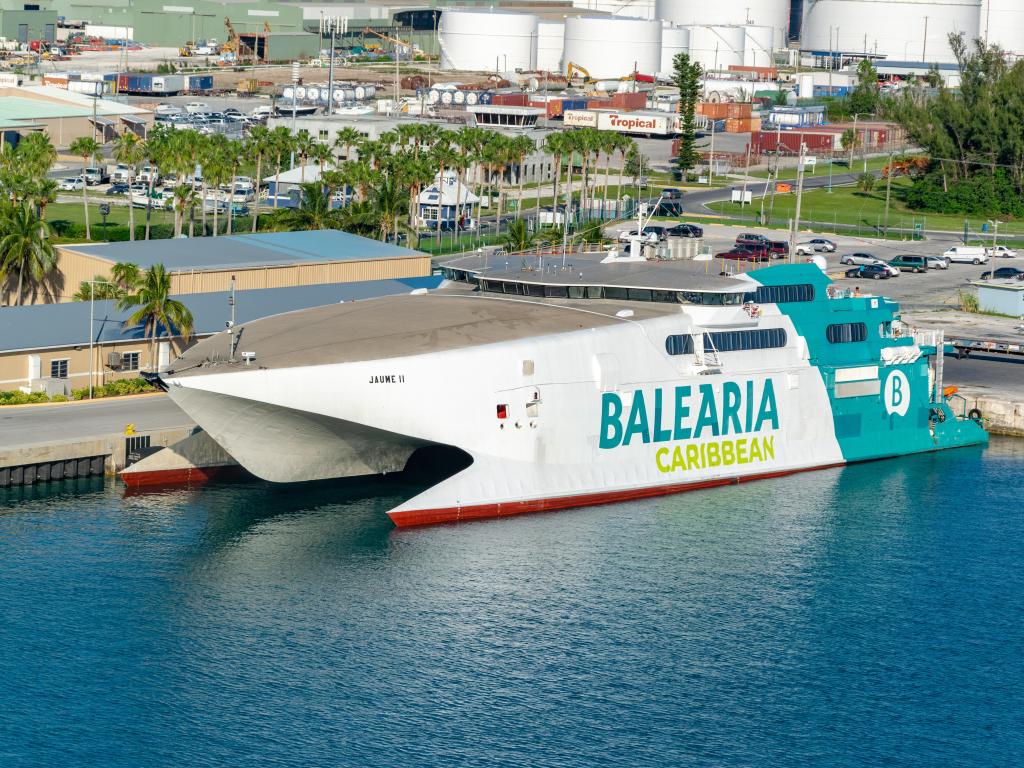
[[418, 170, 480, 230]]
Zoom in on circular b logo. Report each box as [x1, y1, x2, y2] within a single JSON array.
[[883, 370, 911, 417]]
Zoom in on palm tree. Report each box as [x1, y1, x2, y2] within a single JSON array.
[[270, 126, 293, 209], [0, 202, 57, 305], [15, 132, 57, 178], [142, 126, 175, 241], [293, 129, 315, 183], [429, 139, 460, 246], [118, 263, 194, 370], [278, 181, 342, 231], [245, 125, 273, 233], [68, 136, 100, 240], [502, 218, 535, 253], [172, 184, 197, 237], [113, 131, 144, 241], [616, 136, 635, 218], [223, 138, 245, 236], [24, 177, 58, 222], [203, 138, 230, 237], [510, 135, 535, 219], [332, 126, 363, 163], [544, 132, 568, 221]]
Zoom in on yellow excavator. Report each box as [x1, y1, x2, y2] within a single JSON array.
[[566, 61, 592, 84], [363, 27, 413, 59]]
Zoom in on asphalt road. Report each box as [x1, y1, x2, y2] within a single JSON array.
[[1, 394, 193, 449], [944, 353, 1024, 400]]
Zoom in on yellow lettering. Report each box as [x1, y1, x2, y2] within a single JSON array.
[[686, 444, 700, 469], [762, 436, 775, 461], [721, 440, 735, 466], [671, 445, 686, 471], [656, 447, 671, 473], [749, 438, 762, 462], [736, 438, 748, 464], [706, 442, 721, 467]]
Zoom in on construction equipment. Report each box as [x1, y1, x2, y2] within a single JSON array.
[[566, 61, 592, 84], [363, 27, 413, 59]]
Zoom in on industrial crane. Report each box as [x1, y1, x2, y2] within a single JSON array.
[[363, 26, 413, 102]]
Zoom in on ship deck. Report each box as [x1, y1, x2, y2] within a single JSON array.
[[165, 290, 681, 377]]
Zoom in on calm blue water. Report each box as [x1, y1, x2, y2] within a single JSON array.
[[1, 439, 1023, 767]]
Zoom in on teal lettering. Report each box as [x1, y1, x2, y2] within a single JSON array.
[[673, 385, 692, 440], [622, 390, 651, 446], [891, 375, 904, 407], [653, 388, 672, 443], [754, 379, 779, 432], [745, 380, 754, 432], [599, 393, 623, 449], [721, 381, 742, 435], [694, 384, 720, 438]]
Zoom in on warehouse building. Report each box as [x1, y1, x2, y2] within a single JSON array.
[[0, 85, 152, 147], [0, 276, 443, 395], [51, 0, 307, 49], [53, 229, 432, 304], [0, 0, 58, 43]]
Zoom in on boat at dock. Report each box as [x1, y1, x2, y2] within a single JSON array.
[[151, 248, 987, 526]]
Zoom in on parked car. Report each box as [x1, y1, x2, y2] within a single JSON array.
[[794, 242, 817, 256], [987, 245, 1018, 258], [846, 264, 892, 280], [667, 222, 703, 238], [618, 226, 667, 244], [185, 101, 210, 113], [980, 266, 1024, 280], [925, 255, 950, 270], [59, 176, 84, 191], [889, 254, 929, 273], [735, 233, 771, 249], [803, 237, 837, 252], [717, 247, 769, 262], [223, 107, 241, 116], [660, 188, 683, 199], [943, 246, 989, 264], [841, 252, 884, 266], [154, 103, 182, 116], [106, 183, 130, 196], [768, 240, 789, 259]]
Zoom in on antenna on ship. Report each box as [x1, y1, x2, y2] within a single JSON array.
[[227, 274, 237, 362]]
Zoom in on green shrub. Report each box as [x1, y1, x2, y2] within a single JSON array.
[[0, 378, 155, 406]]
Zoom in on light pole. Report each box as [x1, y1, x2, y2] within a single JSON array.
[[85, 279, 115, 399]]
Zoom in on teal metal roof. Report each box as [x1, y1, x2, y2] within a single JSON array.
[[65, 230, 425, 271]]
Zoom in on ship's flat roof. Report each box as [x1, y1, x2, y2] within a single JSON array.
[[168, 290, 676, 376], [443, 251, 753, 293]]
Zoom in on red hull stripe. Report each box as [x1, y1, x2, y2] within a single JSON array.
[[120, 465, 247, 491], [387, 462, 847, 528]]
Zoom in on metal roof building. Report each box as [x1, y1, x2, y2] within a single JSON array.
[[0, 275, 443, 393], [54, 229, 433, 303]]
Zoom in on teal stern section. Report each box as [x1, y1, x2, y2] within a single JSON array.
[[748, 264, 988, 463]]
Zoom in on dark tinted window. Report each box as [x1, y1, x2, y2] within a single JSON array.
[[826, 322, 868, 343], [666, 328, 787, 356], [746, 284, 815, 303]]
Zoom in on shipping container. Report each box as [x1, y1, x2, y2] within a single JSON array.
[[697, 102, 730, 120], [563, 109, 597, 127], [587, 98, 613, 109], [186, 74, 214, 93], [725, 117, 762, 133], [610, 91, 647, 110], [490, 92, 528, 107], [726, 102, 752, 119], [596, 110, 678, 136], [117, 73, 185, 95], [529, 99, 563, 118]]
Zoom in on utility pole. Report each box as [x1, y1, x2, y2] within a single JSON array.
[[789, 142, 807, 263], [883, 151, 893, 236], [922, 16, 929, 62], [740, 140, 751, 209], [708, 121, 716, 184], [228, 274, 237, 361]]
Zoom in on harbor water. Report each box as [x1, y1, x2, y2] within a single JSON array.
[[1, 439, 1022, 767]]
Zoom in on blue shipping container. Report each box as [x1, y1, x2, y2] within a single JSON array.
[[187, 74, 213, 91]]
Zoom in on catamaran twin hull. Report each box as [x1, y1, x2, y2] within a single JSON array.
[[161, 265, 987, 526]]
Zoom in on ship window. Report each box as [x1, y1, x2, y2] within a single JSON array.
[[604, 287, 628, 300], [746, 284, 816, 304], [665, 329, 787, 356], [568, 285, 586, 299], [627, 288, 653, 302], [482, 280, 503, 293], [652, 290, 677, 303], [544, 285, 569, 298], [586, 286, 603, 299], [827, 322, 868, 343], [526, 284, 545, 298]]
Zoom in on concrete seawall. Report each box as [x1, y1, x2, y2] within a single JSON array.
[[961, 392, 1024, 437]]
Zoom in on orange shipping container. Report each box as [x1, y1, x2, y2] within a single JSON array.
[[726, 102, 752, 119], [697, 102, 730, 119]]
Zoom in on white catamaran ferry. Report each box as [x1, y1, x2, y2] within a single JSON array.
[[153, 248, 987, 526]]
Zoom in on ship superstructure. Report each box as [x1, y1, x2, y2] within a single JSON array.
[[156, 251, 987, 526]]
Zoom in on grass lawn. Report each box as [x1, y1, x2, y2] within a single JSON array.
[[748, 154, 895, 181], [47, 200, 176, 229], [709, 178, 1024, 239]]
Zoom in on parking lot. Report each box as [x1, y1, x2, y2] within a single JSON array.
[[608, 220, 1022, 319]]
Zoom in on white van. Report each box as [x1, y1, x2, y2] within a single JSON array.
[[942, 246, 989, 264]]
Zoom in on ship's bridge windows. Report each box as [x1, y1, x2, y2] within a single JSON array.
[[544, 285, 570, 298], [665, 328, 788, 356], [442, 267, 476, 283], [475, 281, 744, 305], [604, 286, 628, 300], [744, 284, 816, 304], [826, 322, 868, 343]]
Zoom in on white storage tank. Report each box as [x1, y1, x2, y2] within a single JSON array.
[[563, 16, 661, 79], [659, 23, 691, 79], [439, 9, 538, 72], [655, 0, 790, 47], [981, 0, 1024, 56], [687, 24, 745, 71], [743, 24, 774, 68], [802, 0, 980, 64], [536, 20, 565, 73]]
